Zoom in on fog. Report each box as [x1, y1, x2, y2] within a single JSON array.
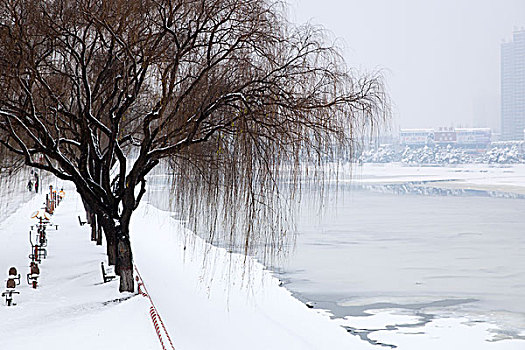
[[291, 0, 525, 132]]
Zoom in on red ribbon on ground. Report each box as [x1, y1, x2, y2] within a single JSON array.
[[135, 265, 175, 350]]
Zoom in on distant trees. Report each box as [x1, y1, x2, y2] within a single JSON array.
[[0, 0, 387, 292]]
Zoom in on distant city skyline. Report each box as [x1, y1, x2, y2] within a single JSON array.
[[501, 29, 525, 140], [290, 0, 525, 133]]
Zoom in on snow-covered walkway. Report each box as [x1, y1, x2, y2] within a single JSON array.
[[0, 192, 157, 349], [0, 188, 371, 349]]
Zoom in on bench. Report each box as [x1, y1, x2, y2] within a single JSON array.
[[78, 216, 87, 226], [101, 262, 116, 283]]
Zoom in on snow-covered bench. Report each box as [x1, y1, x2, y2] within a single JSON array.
[[101, 262, 116, 283]]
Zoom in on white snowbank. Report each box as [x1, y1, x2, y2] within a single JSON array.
[[350, 163, 525, 194]]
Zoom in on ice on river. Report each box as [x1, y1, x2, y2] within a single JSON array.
[[275, 163, 525, 349]]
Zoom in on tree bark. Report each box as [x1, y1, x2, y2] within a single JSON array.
[[105, 227, 117, 266], [96, 215, 103, 246], [116, 228, 134, 292], [99, 218, 134, 292], [82, 198, 93, 237], [90, 213, 97, 241]]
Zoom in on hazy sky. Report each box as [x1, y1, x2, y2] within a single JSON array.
[[290, 0, 525, 132]]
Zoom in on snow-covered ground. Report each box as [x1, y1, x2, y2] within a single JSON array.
[[0, 191, 158, 349], [0, 183, 374, 349], [350, 163, 525, 195]]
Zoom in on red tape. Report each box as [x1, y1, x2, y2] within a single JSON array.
[[150, 306, 167, 350], [135, 265, 175, 350]]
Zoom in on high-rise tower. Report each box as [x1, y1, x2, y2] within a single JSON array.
[[501, 29, 525, 140]]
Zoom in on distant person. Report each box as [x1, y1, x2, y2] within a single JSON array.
[[27, 179, 33, 192], [34, 174, 39, 193]]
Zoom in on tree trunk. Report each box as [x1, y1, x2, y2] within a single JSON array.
[[90, 213, 97, 241], [96, 215, 103, 246], [116, 229, 134, 292], [106, 228, 117, 266], [99, 216, 118, 266], [86, 213, 92, 225], [79, 194, 135, 292]]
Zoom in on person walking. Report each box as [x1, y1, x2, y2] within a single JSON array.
[[34, 173, 39, 193]]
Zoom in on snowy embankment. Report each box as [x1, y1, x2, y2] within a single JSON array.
[[350, 163, 525, 195], [0, 186, 372, 349]]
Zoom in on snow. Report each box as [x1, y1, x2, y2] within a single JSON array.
[[364, 313, 522, 350], [349, 163, 525, 194], [1, 164, 524, 349], [130, 200, 373, 350], [0, 184, 373, 349], [278, 163, 525, 349], [359, 145, 525, 165], [0, 169, 37, 218], [0, 193, 158, 350]]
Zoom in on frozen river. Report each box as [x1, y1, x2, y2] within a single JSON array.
[[284, 187, 525, 310], [270, 167, 525, 349]]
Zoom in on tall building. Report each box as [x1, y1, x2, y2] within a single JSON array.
[[501, 29, 525, 140]]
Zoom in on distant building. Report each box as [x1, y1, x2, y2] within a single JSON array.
[[399, 128, 491, 150], [501, 29, 525, 141], [455, 128, 491, 148], [434, 127, 456, 145], [400, 129, 434, 146]]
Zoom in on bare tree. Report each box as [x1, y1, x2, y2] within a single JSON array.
[[0, 0, 388, 292]]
